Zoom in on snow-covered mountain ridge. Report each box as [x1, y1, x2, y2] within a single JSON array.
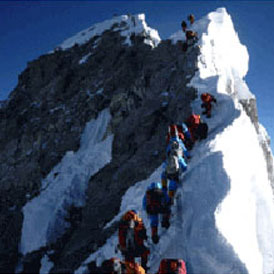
[[0, 7, 273, 274], [75, 8, 274, 274], [58, 13, 161, 50]]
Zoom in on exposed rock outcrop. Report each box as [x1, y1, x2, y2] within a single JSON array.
[[0, 17, 198, 273]]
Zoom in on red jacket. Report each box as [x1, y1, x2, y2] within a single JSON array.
[[186, 114, 201, 142], [166, 124, 185, 145]]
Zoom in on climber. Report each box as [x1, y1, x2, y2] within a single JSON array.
[[166, 123, 192, 144], [200, 92, 217, 118], [157, 259, 187, 274], [166, 124, 190, 159], [118, 210, 150, 271], [188, 14, 195, 24], [181, 20, 187, 32], [185, 30, 198, 43], [143, 182, 171, 244], [100, 257, 146, 274], [185, 114, 208, 142], [183, 30, 198, 52], [166, 137, 190, 160], [161, 152, 187, 202]]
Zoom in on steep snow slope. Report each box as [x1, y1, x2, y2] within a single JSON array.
[[76, 8, 274, 274], [189, 8, 274, 274], [20, 109, 113, 255], [59, 13, 161, 49]]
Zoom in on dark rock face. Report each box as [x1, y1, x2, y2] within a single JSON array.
[[0, 24, 198, 272], [240, 98, 274, 190]]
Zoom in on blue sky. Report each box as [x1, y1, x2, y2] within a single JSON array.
[[1, 1, 274, 151]]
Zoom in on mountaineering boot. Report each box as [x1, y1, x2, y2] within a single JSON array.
[[161, 214, 170, 229], [141, 252, 149, 272], [151, 226, 159, 244]]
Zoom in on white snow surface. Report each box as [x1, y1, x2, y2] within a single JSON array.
[[20, 109, 113, 255], [59, 13, 160, 50], [171, 7, 253, 101], [79, 53, 92, 64], [76, 8, 274, 274], [39, 254, 54, 274]]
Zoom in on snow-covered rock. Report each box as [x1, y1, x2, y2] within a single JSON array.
[[20, 109, 113, 255], [59, 13, 161, 50], [39, 254, 54, 274]]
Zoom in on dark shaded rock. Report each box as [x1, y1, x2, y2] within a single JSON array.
[[240, 98, 274, 191], [0, 20, 199, 272]]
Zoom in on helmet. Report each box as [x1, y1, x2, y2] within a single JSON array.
[[148, 182, 162, 190]]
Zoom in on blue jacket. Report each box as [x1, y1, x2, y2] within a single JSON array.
[[166, 137, 190, 159], [181, 123, 191, 140]]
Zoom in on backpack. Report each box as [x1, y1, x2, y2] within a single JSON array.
[[158, 259, 187, 274], [186, 114, 200, 128], [196, 122, 208, 140], [124, 261, 145, 274], [146, 188, 163, 215], [186, 30, 196, 40], [100, 258, 124, 274], [170, 140, 183, 157], [166, 154, 179, 175], [118, 211, 144, 253]]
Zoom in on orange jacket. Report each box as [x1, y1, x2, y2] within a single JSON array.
[[124, 261, 146, 274], [119, 211, 147, 250]]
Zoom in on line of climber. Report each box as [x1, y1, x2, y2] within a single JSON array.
[[93, 14, 217, 273], [181, 14, 198, 52], [92, 92, 217, 273], [93, 257, 187, 274]]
